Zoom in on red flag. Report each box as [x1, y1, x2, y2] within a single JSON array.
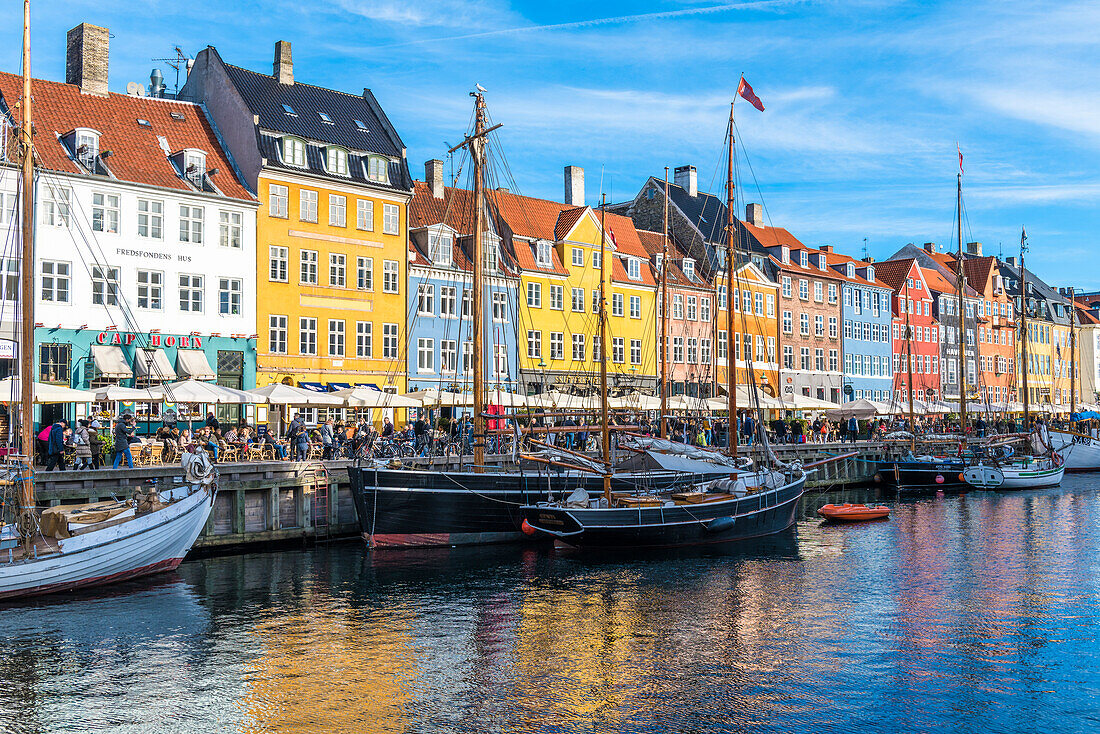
[[957, 143, 964, 175], [737, 77, 764, 112]]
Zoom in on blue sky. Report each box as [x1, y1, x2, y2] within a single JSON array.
[[4, 0, 1099, 287]]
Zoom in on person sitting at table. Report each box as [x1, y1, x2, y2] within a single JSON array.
[[223, 426, 239, 445], [199, 428, 219, 462], [262, 428, 288, 459], [157, 423, 180, 463], [179, 428, 193, 450]]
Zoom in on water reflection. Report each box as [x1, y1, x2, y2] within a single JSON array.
[[3, 478, 1100, 733]]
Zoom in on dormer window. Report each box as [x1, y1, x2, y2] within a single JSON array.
[[483, 233, 500, 273], [846, 263, 855, 278], [184, 150, 206, 187], [536, 241, 552, 267], [74, 128, 100, 170], [682, 258, 695, 280], [428, 227, 453, 268], [866, 266, 875, 281], [326, 146, 349, 176], [627, 257, 641, 281], [817, 253, 827, 271], [654, 253, 664, 271], [366, 156, 389, 183], [282, 137, 306, 167], [799, 251, 808, 268], [780, 245, 790, 264]]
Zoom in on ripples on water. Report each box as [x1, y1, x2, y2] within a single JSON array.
[[5, 478, 1100, 733]]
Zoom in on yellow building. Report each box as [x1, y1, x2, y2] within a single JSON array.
[[182, 40, 413, 412], [717, 260, 782, 398]]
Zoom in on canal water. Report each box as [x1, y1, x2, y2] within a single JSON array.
[[5, 477, 1100, 733]]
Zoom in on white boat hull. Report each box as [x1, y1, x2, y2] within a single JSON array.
[[1048, 431, 1100, 472], [963, 462, 1065, 490], [0, 486, 214, 600]]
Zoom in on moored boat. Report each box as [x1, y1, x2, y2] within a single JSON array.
[[876, 454, 970, 491], [961, 454, 1064, 490], [817, 503, 890, 522], [1047, 430, 1100, 472]]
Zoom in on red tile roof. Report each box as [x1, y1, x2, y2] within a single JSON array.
[[870, 258, 915, 293], [0, 72, 253, 202], [554, 207, 587, 241], [636, 229, 709, 289]]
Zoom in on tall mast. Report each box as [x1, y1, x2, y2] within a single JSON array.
[[660, 168, 669, 438], [956, 172, 967, 443], [725, 102, 737, 456], [1020, 229, 1030, 427], [18, 0, 35, 526], [1070, 286, 1077, 418], [598, 195, 611, 501], [469, 92, 487, 471], [904, 274, 916, 454]]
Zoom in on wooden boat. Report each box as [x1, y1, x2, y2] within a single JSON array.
[[816, 503, 890, 522], [521, 468, 806, 549], [876, 454, 971, 491], [0, 7, 216, 601], [1047, 430, 1100, 472], [962, 454, 1064, 490]]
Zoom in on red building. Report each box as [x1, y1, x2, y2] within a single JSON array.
[[875, 258, 943, 405]]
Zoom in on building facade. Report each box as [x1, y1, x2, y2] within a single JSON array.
[[876, 259, 942, 405], [0, 24, 258, 426], [181, 40, 413, 402], [827, 250, 894, 403]]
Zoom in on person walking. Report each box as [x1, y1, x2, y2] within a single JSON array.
[[847, 416, 859, 444], [287, 414, 308, 461], [113, 416, 135, 468], [44, 420, 68, 471], [320, 419, 336, 460], [72, 419, 93, 469]]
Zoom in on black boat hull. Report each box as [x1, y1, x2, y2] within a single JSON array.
[[876, 460, 969, 491], [347, 466, 724, 548], [520, 475, 806, 549]]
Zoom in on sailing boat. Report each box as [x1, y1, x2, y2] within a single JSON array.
[[0, 1, 216, 600], [877, 158, 974, 491], [347, 90, 735, 549], [520, 98, 806, 549]]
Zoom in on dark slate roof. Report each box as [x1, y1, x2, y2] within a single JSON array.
[[662, 178, 730, 245], [257, 133, 413, 192], [222, 61, 404, 158]]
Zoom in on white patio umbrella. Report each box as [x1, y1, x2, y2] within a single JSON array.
[[609, 391, 663, 410], [330, 386, 420, 408], [825, 399, 879, 420], [0, 378, 96, 404], [248, 383, 344, 406], [708, 389, 784, 411], [484, 389, 528, 408], [152, 379, 258, 404], [526, 391, 599, 410], [780, 393, 838, 410], [666, 395, 711, 412], [92, 385, 160, 402]]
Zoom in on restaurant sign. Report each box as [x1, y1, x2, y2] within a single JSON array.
[[95, 331, 204, 348]]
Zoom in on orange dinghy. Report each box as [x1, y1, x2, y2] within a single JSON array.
[[816, 503, 890, 522]]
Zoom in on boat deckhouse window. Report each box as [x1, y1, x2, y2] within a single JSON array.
[[326, 146, 349, 176], [366, 156, 389, 183], [282, 137, 306, 167], [184, 150, 206, 187], [74, 128, 100, 170]]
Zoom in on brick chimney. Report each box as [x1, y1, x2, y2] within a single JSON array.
[[923, 242, 937, 253], [425, 159, 444, 199], [65, 23, 109, 96], [564, 165, 584, 206], [966, 241, 982, 256], [820, 244, 833, 253], [746, 202, 764, 227], [273, 40, 293, 85], [674, 165, 697, 197]]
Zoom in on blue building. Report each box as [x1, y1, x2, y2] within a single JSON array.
[[406, 174, 520, 403], [831, 254, 894, 403]]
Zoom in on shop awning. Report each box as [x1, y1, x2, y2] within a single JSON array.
[[299, 381, 327, 392], [327, 382, 353, 390], [133, 348, 177, 381], [175, 349, 216, 380], [91, 345, 133, 379]]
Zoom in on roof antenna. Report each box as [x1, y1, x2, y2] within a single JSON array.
[[862, 237, 869, 259], [151, 46, 191, 97]]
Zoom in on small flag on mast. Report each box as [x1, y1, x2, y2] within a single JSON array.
[[957, 143, 964, 175], [737, 77, 765, 112]]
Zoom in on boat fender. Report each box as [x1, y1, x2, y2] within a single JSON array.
[[521, 519, 538, 536], [936, 474, 945, 484], [873, 473, 882, 483], [706, 516, 735, 534]]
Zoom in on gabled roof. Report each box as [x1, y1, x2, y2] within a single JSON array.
[[554, 207, 588, 241], [663, 179, 730, 245], [220, 58, 404, 158], [870, 258, 916, 293], [0, 71, 253, 202]]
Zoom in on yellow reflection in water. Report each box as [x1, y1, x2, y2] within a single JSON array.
[[238, 607, 419, 734]]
